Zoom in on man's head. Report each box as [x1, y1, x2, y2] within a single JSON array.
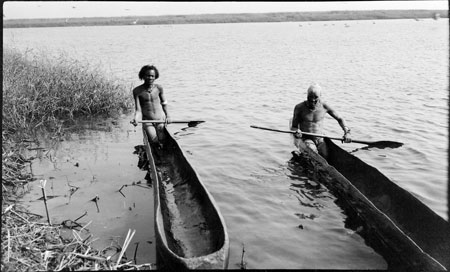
[[306, 83, 322, 109], [138, 65, 159, 81]]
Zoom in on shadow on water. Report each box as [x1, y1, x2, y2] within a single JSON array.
[[133, 145, 152, 185], [287, 150, 435, 270], [290, 151, 377, 245], [287, 159, 332, 211], [287, 154, 360, 227]]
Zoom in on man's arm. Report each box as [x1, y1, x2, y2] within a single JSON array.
[[324, 103, 349, 132], [290, 105, 300, 131], [158, 86, 171, 122], [131, 88, 142, 126], [290, 104, 303, 138]]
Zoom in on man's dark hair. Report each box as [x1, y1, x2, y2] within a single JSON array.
[[138, 65, 159, 80]]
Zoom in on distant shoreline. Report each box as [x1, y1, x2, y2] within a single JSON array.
[[3, 10, 447, 28]]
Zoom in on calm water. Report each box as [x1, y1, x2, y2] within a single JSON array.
[[4, 18, 448, 269]]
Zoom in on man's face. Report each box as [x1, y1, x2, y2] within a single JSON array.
[[307, 92, 320, 109], [143, 69, 156, 85]]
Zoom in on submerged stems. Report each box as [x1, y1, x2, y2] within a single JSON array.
[[39, 180, 52, 225], [240, 243, 247, 269], [115, 229, 136, 267]]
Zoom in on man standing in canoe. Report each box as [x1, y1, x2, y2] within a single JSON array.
[[290, 83, 351, 156], [131, 65, 171, 149]]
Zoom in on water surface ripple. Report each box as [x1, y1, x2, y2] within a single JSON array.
[[4, 19, 448, 269]]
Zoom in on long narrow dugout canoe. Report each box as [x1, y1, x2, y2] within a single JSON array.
[[293, 137, 450, 271], [143, 127, 229, 270]]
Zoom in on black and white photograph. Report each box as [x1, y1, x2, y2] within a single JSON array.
[[2, 1, 449, 270]]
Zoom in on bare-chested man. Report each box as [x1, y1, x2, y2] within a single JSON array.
[[131, 65, 171, 148], [290, 83, 351, 156]]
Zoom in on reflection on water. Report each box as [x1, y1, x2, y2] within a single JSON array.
[[288, 152, 390, 269], [21, 115, 388, 269], [21, 116, 157, 265]]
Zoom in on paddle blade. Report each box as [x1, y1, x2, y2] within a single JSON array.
[[187, 121, 205, 127], [366, 141, 404, 149]]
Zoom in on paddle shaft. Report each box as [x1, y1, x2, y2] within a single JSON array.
[[138, 120, 204, 124], [250, 125, 374, 145]]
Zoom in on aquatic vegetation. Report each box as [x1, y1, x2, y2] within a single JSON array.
[[1, 47, 136, 271], [2, 47, 133, 134]]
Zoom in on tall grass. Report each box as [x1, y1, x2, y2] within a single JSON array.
[[2, 47, 133, 134], [2, 47, 135, 271]]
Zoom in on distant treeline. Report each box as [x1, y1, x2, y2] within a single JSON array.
[[3, 10, 447, 28]]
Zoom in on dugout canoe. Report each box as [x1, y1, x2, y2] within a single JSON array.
[[143, 127, 229, 270], [293, 137, 450, 271]]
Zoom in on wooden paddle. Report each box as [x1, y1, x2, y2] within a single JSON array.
[[250, 125, 403, 148], [137, 120, 205, 127]]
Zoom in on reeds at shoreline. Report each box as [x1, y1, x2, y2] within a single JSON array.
[[1, 47, 136, 271], [2, 47, 132, 134]]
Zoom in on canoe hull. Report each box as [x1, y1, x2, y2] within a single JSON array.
[[293, 137, 449, 271], [144, 127, 229, 270]]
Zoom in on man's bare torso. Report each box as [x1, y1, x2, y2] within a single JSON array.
[[133, 84, 165, 120], [293, 101, 327, 134]]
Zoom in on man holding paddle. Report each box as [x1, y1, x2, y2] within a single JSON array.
[[290, 83, 351, 155], [131, 65, 171, 148], [251, 83, 401, 149]]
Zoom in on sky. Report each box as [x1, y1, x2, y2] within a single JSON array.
[[3, 1, 448, 20]]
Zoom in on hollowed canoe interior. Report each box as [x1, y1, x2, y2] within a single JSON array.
[[155, 137, 225, 258]]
